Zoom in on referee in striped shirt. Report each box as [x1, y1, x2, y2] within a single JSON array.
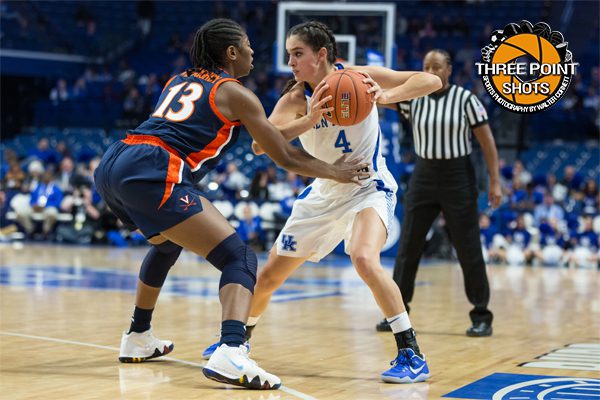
[[377, 49, 501, 337]]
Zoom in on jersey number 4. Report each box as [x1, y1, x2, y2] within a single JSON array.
[[152, 82, 204, 122], [335, 130, 352, 153]]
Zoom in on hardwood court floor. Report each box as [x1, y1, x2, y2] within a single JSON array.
[[0, 243, 598, 399]]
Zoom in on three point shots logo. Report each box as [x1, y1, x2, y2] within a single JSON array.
[[476, 20, 579, 113]]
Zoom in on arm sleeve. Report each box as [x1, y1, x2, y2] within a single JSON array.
[[465, 94, 488, 128]]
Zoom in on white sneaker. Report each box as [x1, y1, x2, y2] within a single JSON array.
[[203, 344, 281, 390], [119, 329, 174, 363]]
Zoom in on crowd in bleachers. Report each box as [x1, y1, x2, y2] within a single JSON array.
[[1, 1, 598, 268], [475, 161, 599, 268], [1, 129, 598, 269], [3, 1, 596, 137]]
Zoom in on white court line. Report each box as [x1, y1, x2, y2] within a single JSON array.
[[0, 331, 318, 400]]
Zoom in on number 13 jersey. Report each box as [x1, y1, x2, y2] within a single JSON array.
[[132, 68, 242, 183]]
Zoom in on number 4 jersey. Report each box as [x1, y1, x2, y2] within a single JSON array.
[[132, 68, 242, 183], [299, 81, 397, 197]]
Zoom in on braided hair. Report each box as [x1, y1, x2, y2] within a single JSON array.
[[189, 18, 246, 71], [281, 21, 338, 96], [287, 20, 338, 65]]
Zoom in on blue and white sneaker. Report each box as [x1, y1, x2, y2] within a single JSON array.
[[203, 344, 280, 390], [381, 348, 430, 383], [202, 340, 250, 360]]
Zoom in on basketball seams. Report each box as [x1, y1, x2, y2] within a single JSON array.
[[345, 70, 359, 125], [332, 70, 344, 125], [322, 70, 373, 126]]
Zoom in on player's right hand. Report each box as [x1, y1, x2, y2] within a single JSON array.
[[306, 81, 334, 126], [332, 153, 371, 185]]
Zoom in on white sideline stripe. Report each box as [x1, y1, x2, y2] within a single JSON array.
[[0, 331, 318, 400]]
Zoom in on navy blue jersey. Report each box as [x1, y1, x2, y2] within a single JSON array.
[[131, 68, 242, 183]]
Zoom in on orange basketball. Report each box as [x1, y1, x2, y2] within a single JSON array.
[[321, 70, 374, 126]]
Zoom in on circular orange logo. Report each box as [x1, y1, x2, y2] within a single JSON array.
[[476, 21, 578, 113]]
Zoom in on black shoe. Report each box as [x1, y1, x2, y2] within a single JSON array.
[[466, 322, 492, 337], [376, 319, 391, 332]]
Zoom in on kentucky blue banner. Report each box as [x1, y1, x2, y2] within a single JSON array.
[[443, 372, 600, 400]]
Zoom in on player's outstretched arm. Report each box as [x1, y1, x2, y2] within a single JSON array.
[[252, 81, 334, 156], [220, 82, 369, 184], [347, 66, 442, 104]]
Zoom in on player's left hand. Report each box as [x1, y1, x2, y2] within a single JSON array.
[[488, 180, 502, 208], [356, 71, 383, 102]]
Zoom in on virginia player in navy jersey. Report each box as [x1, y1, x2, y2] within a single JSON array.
[[94, 18, 368, 390]]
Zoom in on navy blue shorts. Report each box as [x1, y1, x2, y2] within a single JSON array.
[[94, 135, 204, 238]]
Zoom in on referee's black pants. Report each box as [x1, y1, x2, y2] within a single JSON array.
[[392, 155, 493, 325]]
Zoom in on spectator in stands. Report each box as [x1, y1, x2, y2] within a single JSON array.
[[509, 177, 531, 212], [0, 149, 15, 180], [547, 173, 568, 203], [54, 141, 71, 163], [567, 216, 599, 268], [27, 138, 58, 166], [136, 0, 155, 38], [71, 77, 88, 99], [117, 61, 136, 84], [140, 73, 161, 111], [561, 165, 582, 192], [265, 169, 304, 202], [122, 87, 145, 126], [582, 179, 599, 213], [534, 193, 565, 225], [0, 190, 15, 235], [564, 189, 587, 217], [513, 160, 532, 186], [3, 157, 25, 192], [249, 169, 270, 201], [56, 184, 103, 245], [15, 170, 63, 238], [222, 162, 249, 200], [56, 156, 76, 195], [167, 32, 185, 55], [50, 79, 70, 105], [499, 214, 534, 265], [418, 17, 437, 39], [236, 204, 264, 251], [534, 218, 565, 266]]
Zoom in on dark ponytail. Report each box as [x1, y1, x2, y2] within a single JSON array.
[[189, 18, 246, 71]]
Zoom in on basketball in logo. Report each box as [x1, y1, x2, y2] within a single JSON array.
[[476, 20, 578, 113], [491, 34, 561, 105]]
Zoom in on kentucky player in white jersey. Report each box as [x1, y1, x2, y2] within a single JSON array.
[[202, 20, 441, 383]]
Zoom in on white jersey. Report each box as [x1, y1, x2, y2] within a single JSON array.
[[273, 81, 398, 262], [299, 83, 397, 197]]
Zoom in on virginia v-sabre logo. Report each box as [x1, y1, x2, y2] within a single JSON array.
[[476, 20, 578, 113]]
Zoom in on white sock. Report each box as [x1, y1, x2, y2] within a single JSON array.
[[386, 312, 412, 334], [246, 316, 261, 327]]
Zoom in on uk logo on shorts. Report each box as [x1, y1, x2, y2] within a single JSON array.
[[281, 234, 297, 252], [179, 194, 197, 211]]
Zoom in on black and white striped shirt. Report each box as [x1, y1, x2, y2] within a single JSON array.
[[398, 85, 488, 159]]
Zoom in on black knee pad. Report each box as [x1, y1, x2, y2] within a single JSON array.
[[139, 241, 183, 287], [206, 233, 257, 293]]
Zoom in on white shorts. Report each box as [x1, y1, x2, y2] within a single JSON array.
[[275, 172, 397, 262]]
